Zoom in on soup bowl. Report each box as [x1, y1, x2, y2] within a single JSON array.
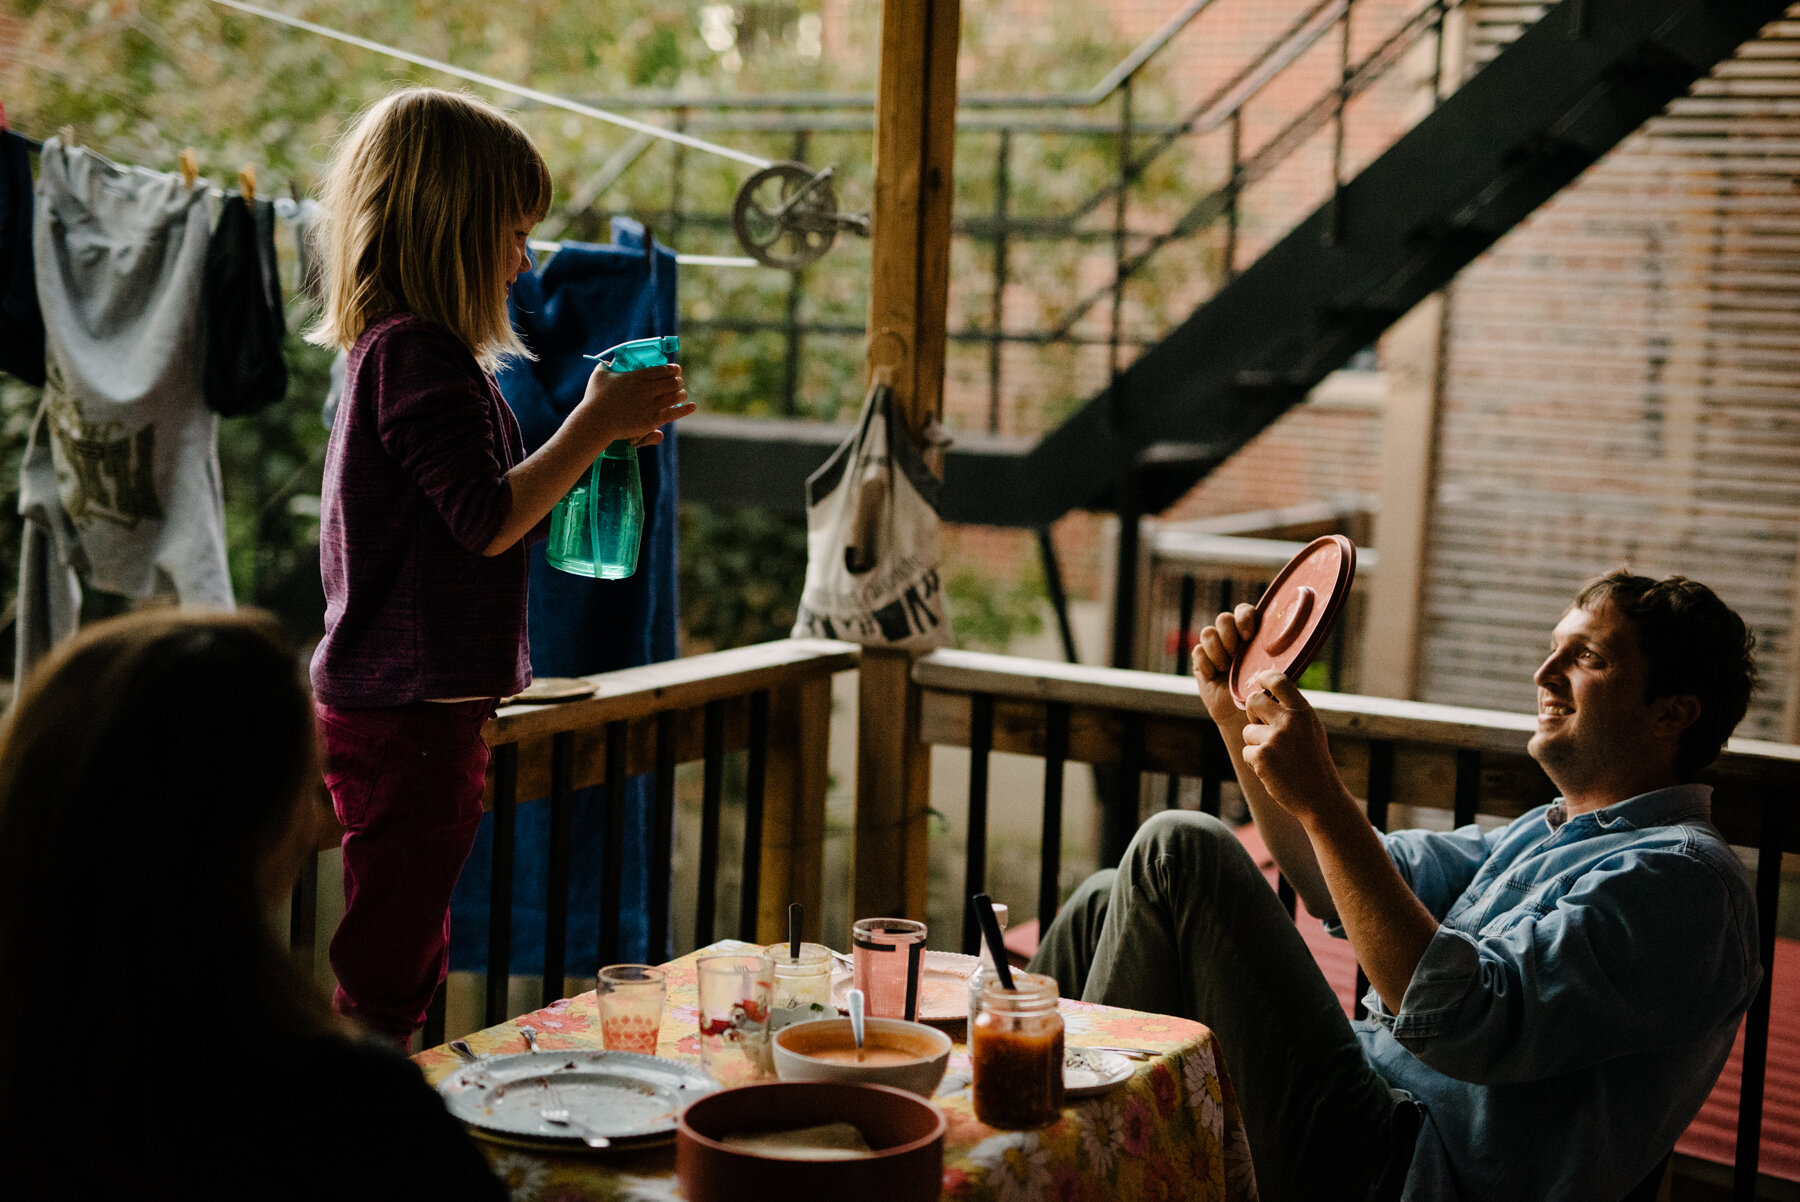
[[771, 1017, 952, 1098], [676, 1082, 945, 1202]]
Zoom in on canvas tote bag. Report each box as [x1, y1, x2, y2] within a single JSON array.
[[792, 378, 951, 649]]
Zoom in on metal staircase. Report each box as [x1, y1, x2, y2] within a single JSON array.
[[684, 0, 1789, 525]]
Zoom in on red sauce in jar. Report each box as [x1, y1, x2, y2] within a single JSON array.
[[970, 971, 1065, 1129]]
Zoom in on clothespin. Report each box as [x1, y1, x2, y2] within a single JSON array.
[[238, 163, 256, 202], [59, 125, 75, 147], [178, 148, 199, 190], [643, 224, 656, 267], [0, 101, 9, 131]]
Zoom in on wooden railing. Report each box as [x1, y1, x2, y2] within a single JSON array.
[[911, 647, 1799, 1198], [288, 638, 859, 1044], [283, 635, 1794, 1193]]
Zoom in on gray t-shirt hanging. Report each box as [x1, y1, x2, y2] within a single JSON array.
[[26, 140, 233, 616]]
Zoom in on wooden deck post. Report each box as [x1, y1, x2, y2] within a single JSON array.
[[854, 0, 961, 922]]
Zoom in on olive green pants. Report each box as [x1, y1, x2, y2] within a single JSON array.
[[1030, 810, 1399, 1202]]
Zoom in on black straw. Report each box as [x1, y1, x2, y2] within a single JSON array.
[[971, 894, 1016, 991], [788, 902, 802, 961]]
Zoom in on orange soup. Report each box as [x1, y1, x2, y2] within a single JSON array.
[[804, 1044, 926, 1067]]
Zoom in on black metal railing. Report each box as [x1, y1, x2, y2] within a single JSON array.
[[912, 648, 1800, 1198]]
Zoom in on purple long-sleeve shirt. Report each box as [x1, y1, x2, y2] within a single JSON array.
[[310, 312, 532, 706]]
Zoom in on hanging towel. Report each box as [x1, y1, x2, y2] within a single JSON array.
[[201, 193, 287, 415], [0, 130, 44, 387], [450, 217, 681, 976], [19, 139, 233, 677], [274, 195, 325, 304]]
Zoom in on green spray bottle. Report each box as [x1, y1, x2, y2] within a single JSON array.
[[545, 335, 679, 579]]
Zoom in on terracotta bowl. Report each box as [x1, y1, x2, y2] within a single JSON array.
[[676, 1081, 945, 1202], [772, 1017, 952, 1097]]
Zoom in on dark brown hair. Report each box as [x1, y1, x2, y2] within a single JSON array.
[[0, 611, 336, 1139], [1574, 571, 1757, 779]]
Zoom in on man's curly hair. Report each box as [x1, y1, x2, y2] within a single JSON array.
[[1573, 571, 1757, 779]]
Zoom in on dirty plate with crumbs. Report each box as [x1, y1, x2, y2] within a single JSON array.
[[438, 1050, 719, 1150]]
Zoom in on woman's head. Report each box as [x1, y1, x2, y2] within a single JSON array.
[[308, 86, 552, 370], [0, 610, 327, 1039]]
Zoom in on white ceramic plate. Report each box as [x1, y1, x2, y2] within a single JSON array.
[[1063, 1049, 1135, 1099], [438, 1050, 718, 1148], [830, 950, 982, 1027]]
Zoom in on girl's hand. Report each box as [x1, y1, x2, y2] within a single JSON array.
[[1191, 603, 1259, 732], [570, 362, 694, 449]]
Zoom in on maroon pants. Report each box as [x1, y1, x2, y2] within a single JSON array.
[[316, 699, 493, 1039]]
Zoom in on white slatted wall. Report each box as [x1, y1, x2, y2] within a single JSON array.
[[1419, 7, 1800, 737]]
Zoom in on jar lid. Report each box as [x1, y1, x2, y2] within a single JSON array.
[[1228, 534, 1357, 708]]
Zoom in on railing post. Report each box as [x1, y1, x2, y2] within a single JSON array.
[[781, 129, 810, 418], [696, 701, 725, 947], [962, 693, 996, 956], [1325, 0, 1353, 247], [598, 720, 627, 967], [1734, 795, 1786, 1199], [738, 690, 770, 942], [649, 712, 677, 959], [1039, 701, 1071, 937], [485, 742, 517, 1026], [1225, 110, 1242, 278], [542, 731, 575, 1008], [761, 677, 833, 943], [1110, 77, 1134, 380], [988, 127, 1012, 434]]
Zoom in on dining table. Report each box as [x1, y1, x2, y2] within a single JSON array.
[[415, 940, 1259, 1201]]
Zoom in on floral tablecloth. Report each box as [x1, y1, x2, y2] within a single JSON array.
[[417, 941, 1258, 1202]]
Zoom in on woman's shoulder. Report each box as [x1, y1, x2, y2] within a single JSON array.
[[250, 1034, 508, 1200]]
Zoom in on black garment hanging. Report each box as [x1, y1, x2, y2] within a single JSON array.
[[0, 130, 45, 387], [201, 192, 286, 415]]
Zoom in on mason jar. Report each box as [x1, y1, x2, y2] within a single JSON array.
[[970, 970, 1065, 1129]]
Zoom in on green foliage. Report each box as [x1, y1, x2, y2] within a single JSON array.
[[1, 0, 1221, 657], [947, 564, 1045, 653], [677, 501, 809, 653]]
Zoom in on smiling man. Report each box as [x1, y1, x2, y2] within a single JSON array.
[[1032, 572, 1762, 1202]]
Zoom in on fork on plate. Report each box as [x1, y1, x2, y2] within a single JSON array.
[[539, 1081, 612, 1148]]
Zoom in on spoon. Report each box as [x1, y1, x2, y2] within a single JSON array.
[[449, 1040, 479, 1064], [520, 1026, 542, 1053], [848, 988, 866, 1064]]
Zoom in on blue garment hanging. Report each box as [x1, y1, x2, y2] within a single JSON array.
[[450, 218, 680, 975]]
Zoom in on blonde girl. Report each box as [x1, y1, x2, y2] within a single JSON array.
[[307, 87, 692, 1041]]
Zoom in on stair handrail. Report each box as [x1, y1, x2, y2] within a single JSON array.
[[1047, 0, 1467, 338]]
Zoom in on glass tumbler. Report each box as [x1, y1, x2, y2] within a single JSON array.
[[695, 952, 775, 1087], [597, 964, 666, 1054], [851, 917, 928, 1020], [766, 942, 835, 1031]]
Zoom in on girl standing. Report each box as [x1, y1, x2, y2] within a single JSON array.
[[306, 88, 692, 1041]]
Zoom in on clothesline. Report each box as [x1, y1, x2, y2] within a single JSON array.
[[205, 0, 776, 171], [7, 129, 759, 269]]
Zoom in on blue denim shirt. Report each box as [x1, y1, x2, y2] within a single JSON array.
[[1348, 785, 1760, 1201]]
